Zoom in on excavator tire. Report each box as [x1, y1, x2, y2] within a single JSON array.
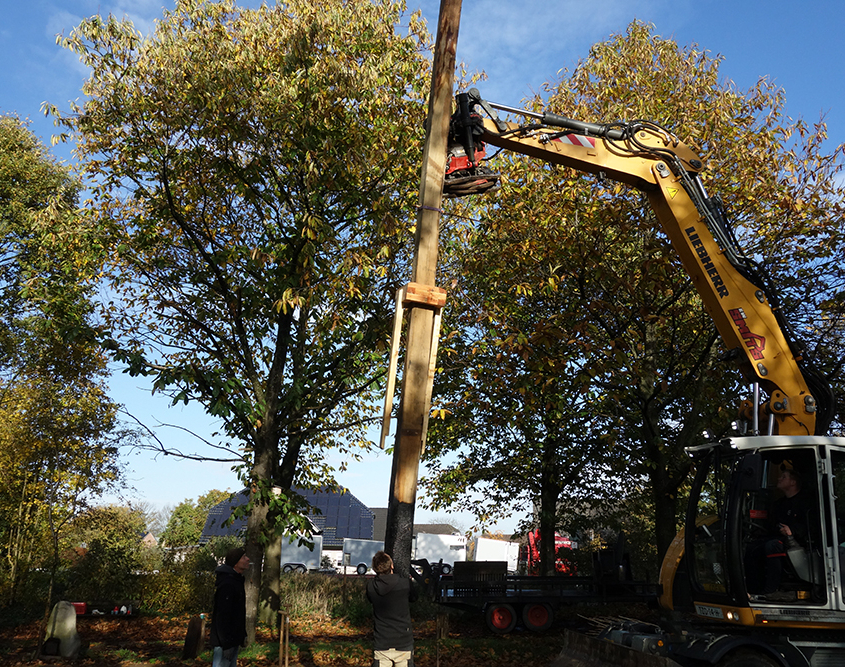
[[717, 650, 780, 667]]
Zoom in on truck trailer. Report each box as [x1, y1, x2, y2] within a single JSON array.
[[472, 536, 521, 573], [280, 533, 323, 573], [342, 537, 384, 575], [413, 532, 467, 574]]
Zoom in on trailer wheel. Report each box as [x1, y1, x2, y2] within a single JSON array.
[[356, 563, 368, 575], [295, 564, 307, 574], [282, 564, 295, 573], [485, 603, 516, 634], [522, 603, 553, 632]]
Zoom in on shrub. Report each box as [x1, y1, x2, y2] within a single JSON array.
[[136, 546, 219, 615], [278, 573, 366, 620], [276, 572, 439, 627]]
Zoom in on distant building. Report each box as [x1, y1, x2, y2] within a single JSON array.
[[371, 507, 388, 542], [200, 487, 375, 551], [415, 523, 462, 536], [370, 507, 460, 541]]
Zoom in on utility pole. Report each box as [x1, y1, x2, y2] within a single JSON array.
[[383, 0, 461, 576]]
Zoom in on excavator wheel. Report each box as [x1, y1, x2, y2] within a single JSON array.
[[485, 603, 516, 634], [718, 650, 780, 666]]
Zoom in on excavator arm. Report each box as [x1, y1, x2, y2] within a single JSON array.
[[446, 88, 831, 437]]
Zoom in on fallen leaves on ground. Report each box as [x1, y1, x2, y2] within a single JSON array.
[[0, 612, 565, 667]]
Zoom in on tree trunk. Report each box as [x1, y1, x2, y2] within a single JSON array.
[[244, 428, 277, 644], [539, 521, 557, 576], [244, 502, 266, 645], [643, 414, 685, 575], [259, 534, 281, 626], [538, 432, 564, 576], [651, 465, 679, 572]]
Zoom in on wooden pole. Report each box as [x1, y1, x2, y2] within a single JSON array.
[[384, 0, 461, 577], [278, 611, 289, 667]]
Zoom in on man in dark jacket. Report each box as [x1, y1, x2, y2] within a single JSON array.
[[366, 551, 417, 667], [747, 468, 813, 599], [210, 547, 250, 667]]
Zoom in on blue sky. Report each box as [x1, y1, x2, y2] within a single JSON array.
[[2, 0, 843, 534]]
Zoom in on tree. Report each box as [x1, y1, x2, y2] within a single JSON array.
[[130, 499, 172, 538], [160, 490, 231, 547], [51, 0, 431, 635], [65, 505, 150, 603], [425, 21, 845, 570], [0, 117, 127, 608], [423, 206, 619, 572], [0, 115, 100, 367], [0, 368, 126, 604]]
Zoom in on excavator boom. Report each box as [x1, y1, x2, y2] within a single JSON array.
[[448, 88, 830, 437]]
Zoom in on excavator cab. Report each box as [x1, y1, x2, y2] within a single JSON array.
[[675, 436, 845, 626]]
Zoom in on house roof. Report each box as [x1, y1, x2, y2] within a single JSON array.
[[200, 490, 249, 544], [200, 486, 375, 548], [369, 509, 460, 539], [415, 523, 461, 535]]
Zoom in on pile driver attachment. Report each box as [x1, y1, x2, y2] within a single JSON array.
[[443, 89, 502, 196]]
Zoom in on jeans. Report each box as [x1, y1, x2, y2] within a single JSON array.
[[212, 645, 239, 667]]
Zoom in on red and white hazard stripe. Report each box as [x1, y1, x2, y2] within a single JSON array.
[[552, 134, 596, 148]]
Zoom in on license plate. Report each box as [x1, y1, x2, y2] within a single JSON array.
[[695, 604, 725, 619]]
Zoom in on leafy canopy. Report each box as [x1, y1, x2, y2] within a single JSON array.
[[51, 0, 430, 506], [160, 490, 232, 547]]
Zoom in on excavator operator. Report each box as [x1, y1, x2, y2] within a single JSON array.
[[746, 466, 812, 601]]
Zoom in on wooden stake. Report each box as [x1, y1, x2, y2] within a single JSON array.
[[384, 0, 462, 577], [278, 611, 289, 667]]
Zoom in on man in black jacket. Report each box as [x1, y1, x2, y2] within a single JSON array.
[[210, 547, 250, 667], [747, 468, 813, 599], [366, 551, 417, 667]]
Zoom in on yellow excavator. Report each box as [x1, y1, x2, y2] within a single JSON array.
[[444, 88, 844, 667]]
